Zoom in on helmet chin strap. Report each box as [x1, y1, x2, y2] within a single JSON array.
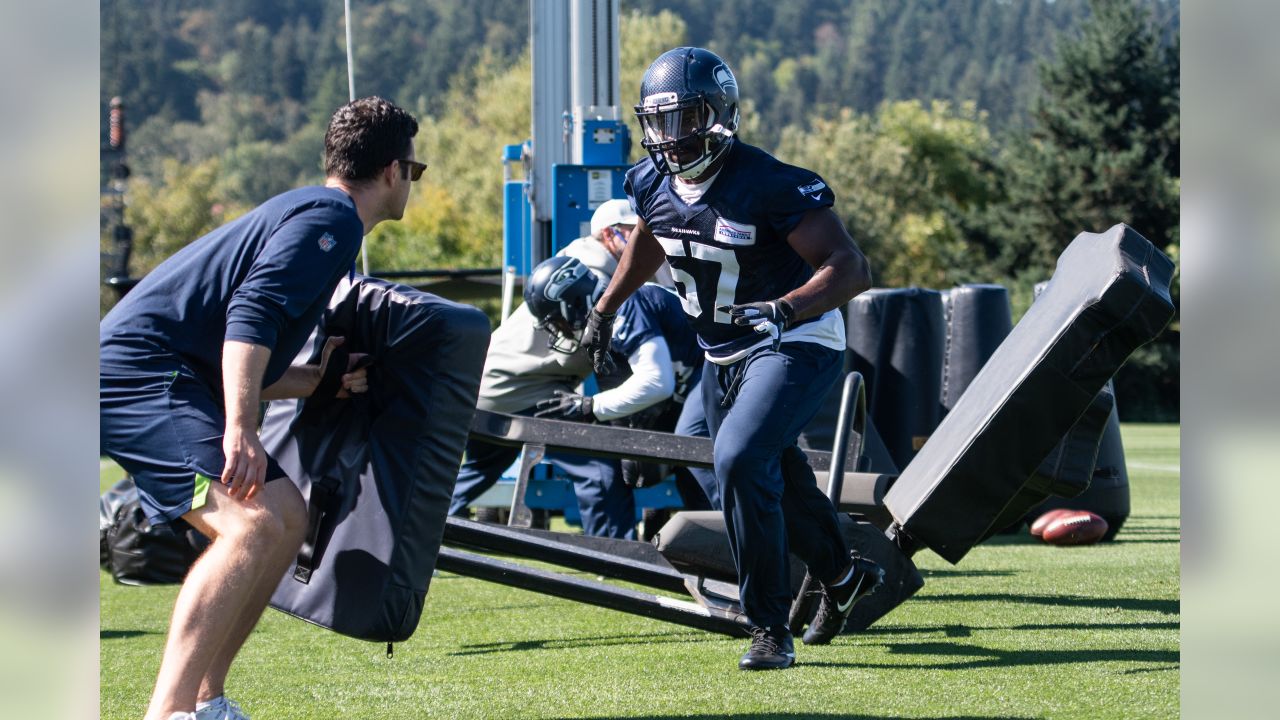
[[674, 134, 733, 180]]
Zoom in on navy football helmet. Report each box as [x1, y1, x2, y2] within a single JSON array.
[[524, 256, 603, 353], [635, 47, 740, 179]]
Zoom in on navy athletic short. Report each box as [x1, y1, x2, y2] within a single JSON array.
[[100, 362, 286, 529]]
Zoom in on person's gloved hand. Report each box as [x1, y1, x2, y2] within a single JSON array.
[[581, 308, 617, 375], [718, 299, 796, 334], [534, 390, 595, 421]]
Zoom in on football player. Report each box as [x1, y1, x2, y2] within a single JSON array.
[[584, 47, 884, 670], [450, 255, 707, 538]]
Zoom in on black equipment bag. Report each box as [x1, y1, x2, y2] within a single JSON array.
[[260, 276, 490, 643], [882, 225, 1174, 563], [100, 476, 209, 585]]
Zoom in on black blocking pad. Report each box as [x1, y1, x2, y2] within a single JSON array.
[[882, 224, 1174, 564], [940, 283, 1013, 414], [654, 511, 923, 630], [847, 288, 946, 470], [261, 276, 490, 642], [1030, 393, 1132, 541]]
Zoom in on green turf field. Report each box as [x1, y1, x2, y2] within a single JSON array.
[[99, 424, 1179, 719]]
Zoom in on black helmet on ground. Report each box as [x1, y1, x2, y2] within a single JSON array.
[[635, 47, 740, 179], [524, 256, 603, 354]]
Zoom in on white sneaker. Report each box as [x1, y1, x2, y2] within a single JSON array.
[[195, 696, 249, 720], [168, 713, 197, 720]]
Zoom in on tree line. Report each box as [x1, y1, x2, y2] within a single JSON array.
[[100, 0, 1179, 419]]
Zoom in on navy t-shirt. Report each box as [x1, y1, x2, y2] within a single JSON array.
[[624, 140, 835, 360], [612, 284, 703, 398], [100, 186, 364, 394]]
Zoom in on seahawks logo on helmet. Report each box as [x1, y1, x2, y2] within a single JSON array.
[[544, 264, 585, 302], [713, 64, 737, 94]]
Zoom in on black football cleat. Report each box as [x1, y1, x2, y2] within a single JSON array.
[[801, 552, 885, 645], [738, 626, 796, 671]]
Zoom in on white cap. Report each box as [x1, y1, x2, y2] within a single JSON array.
[[590, 199, 639, 237]]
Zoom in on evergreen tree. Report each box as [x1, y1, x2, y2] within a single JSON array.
[[990, 0, 1179, 419], [996, 0, 1179, 272]]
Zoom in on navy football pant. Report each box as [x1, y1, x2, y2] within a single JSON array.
[[702, 342, 849, 629], [673, 381, 720, 510], [449, 409, 635, 540]]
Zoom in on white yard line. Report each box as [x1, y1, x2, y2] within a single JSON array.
[[1128, 461, 1180, 474]]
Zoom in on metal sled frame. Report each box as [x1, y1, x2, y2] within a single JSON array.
[[438, 373, 872, 637]]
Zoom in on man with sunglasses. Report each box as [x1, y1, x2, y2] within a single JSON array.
[[100, 96, 422, 720], [583, 48, 884, 671]]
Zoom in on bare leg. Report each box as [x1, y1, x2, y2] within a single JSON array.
[[144, 480, 306, 720], [194, 480, 306, 704]]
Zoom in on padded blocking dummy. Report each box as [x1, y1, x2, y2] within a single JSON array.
[[882, 225, 1174, 563], [940, 284, 1013, 414], [847, 288, 946, 470], [1027, 278, 1133, 540], [985, 384, 1114, 539], [1031, 394, 1131, 540], [261, 276, 490, 642]]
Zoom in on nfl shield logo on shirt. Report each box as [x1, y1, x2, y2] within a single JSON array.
[[317, 232, 336, 252]]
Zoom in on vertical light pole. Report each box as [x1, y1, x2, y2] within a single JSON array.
[[344, 0, 370, 275]]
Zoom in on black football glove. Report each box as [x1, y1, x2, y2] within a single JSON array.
[[582, 308, 617, 376], [533, 390, 595, 421], [718, 299, 797, 333]]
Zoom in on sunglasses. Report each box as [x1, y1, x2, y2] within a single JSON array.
[[399, 159, 428, 181]]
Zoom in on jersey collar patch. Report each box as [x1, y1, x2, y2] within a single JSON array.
[[317, 232, 337, 252]]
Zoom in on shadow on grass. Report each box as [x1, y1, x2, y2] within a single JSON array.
[[919, 569, 1017, 578], [449, 629, 715, 656], [861, 620, 1179, 639], [806, 641, 1179, 671], [563, 715, 1030, 720], [913, 592, 1179, 615], [100, 629, 159, 639]]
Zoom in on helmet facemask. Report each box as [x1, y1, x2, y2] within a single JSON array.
[[535, 311, 585, 354], [635, 93, 736, 179]]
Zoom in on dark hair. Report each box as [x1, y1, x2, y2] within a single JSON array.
[[323, 96, 419, 182]]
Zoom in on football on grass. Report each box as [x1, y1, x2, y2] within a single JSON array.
[[1029, 509, 1073, 538], [1040, 511, 1109, 546]]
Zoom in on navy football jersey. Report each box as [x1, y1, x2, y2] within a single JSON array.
[[624, 140, 835, 361], [612, 284, 703, 399], [100, 186, 363, 393]]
